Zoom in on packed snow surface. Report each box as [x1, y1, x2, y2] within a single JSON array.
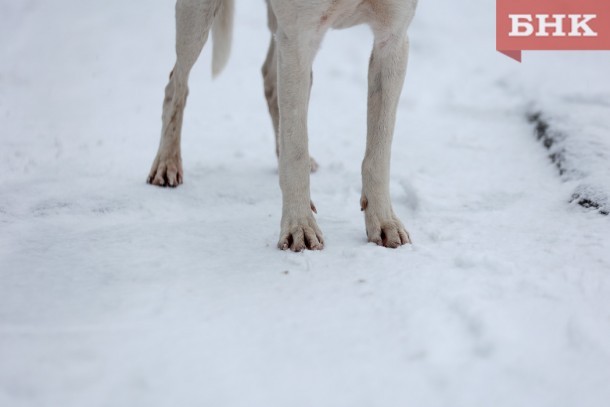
[[1, 1, 609, 406]]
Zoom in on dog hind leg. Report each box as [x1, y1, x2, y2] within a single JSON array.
[[148, 0, 223, 187], [262, 3, 280, 159]]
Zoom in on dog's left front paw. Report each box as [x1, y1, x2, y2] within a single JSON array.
[[147, 153, 183, 188], [363, 204, 411, 248], [366, 217, 411, 248]]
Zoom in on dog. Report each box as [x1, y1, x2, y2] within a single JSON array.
[[147, 0, 417, 251]]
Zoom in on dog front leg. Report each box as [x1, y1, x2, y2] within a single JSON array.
[[261, 2, 319, 173], [275, 29, 324, 251], [361, 33, 412, 247]]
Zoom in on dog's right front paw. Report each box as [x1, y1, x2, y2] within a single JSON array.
[[278, 215, 324, 252], [147, 154, 183, 188]]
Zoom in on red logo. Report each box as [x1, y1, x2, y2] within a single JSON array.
[[497, 0, 610, 62]]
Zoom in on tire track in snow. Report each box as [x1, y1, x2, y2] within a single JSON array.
[[527, 111, 609, 215]]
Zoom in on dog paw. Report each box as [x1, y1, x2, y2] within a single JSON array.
[[278, 215, 324, 252], [365, 213, 411, 248], [147, 154, 183, 187]]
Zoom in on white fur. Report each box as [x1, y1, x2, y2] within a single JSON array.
[[148, 0, 418, 251]]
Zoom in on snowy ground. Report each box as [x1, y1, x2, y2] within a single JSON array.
[[1, 1, 610, 406]]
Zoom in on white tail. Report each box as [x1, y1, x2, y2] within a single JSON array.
[[211, 0, 234, 77]]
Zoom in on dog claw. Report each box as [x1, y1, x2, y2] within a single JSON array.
[[310, 201, 318, 214], [310, 157, 319, 173]]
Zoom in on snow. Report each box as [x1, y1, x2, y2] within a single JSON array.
[[1, 0, 610, 406]]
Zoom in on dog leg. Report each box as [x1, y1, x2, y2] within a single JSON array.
[[262, 2, 318, 173], [262, 6, 280, 159], [274, 25, 324, 251], [148, 0, 221, 187], [361, 33, 411, 247]]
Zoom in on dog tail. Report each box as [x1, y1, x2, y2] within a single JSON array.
[[211, 0, 234, 77]]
